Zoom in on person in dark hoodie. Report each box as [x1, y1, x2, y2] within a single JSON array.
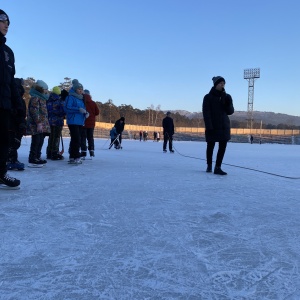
[[80, 89, 99, 158], [114, 117, 125, 147], [0, 10, 24, 188], [202, 76, 234, 175]]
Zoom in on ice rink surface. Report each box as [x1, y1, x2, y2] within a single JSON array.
[[0, 137, 299, 299]]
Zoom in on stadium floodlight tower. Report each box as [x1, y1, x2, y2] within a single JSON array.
[[244, 68, 260, 130]]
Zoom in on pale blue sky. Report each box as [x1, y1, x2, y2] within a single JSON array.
[[2, 0, 300, 116]]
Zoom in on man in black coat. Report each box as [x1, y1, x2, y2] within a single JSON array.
[[202, 76, 234, 175], [0, 10, 24, 187], [162, 111, 174, 153], [114, 117, 125, 147]]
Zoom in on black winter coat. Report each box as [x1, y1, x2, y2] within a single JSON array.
[[202, 87, 234, 142], [162, 116, 174, 135], [114, 119, 125, 134], [0, 34, 22, 111]]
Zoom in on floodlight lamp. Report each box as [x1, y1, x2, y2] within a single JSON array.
[[244, 68, 260, 79]]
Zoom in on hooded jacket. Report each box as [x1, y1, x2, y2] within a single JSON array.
[[202, 87, 234, 142], [47, 92, 65, 127], [83, 94, 99, 128], [26, 87, 51, 135], [64, 88, 86, 126]]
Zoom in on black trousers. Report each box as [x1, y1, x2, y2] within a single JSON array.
[[0, 109, 11, 176], [68, 124, 82, 159], [206, 141, 227, 167], [81, 127, 95, 152], [29, 133, 45, 161], [163, 133, 173, 151], [8, 130, 23, 162], [47, 126, 62, 156]]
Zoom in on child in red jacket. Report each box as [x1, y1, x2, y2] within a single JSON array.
[[80, 90, 100, 158]]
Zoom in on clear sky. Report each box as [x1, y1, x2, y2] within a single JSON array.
[[2, 0, 300, 116]]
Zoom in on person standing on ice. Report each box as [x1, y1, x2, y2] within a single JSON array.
[[46, 86, 65, 160], [80, 89, 99, 158], [202, 76, 234, 175], [0, 10, 25, 188], [27, 80, 51, 165], [162, 111, 174, 153], [114, 117, 125, 147], [64, 79, 89, 164]]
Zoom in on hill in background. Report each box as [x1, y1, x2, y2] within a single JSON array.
[[168, 110, 300, 127]]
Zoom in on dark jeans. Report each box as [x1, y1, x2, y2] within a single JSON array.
[[81, 127, 95, 152], [68, 124, 82, 159], [29, 133, 46, 161], [47, 126, 62, 156], [206, 141, 227, 167], [8, 130, 23, 162], [163, 133, 173, 151], [0, 109, 11, 176]]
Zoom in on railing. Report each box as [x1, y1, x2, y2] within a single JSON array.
[[62, 121, 300, 144]]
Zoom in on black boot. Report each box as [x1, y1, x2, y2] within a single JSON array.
[[214, 166, 227, 175], [206, 164, 212, 173]]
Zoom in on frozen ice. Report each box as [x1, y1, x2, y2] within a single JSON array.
[[0, 137, 299, 299]]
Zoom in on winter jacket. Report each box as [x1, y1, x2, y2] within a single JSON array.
[[162, 116, 174, 136], [64, 88, 86, 126], [83, 94, 100, 128], [0, 33, 23, 111], [114, 119, 125, 134], [110, 127, 118, 139], [26, 88, 51, 135], [202, 87, 234, 142], [47, 92, 65, 127]]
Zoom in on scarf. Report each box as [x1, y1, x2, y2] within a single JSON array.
[[29, 88, 49, 101], [68, 88, 83, 100]]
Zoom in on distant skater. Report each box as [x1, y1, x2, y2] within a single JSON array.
[[250, 135, 254, 144], [202, 76, 234, 175], [114, 117, 125, 147], [162, 111, 174, 153]]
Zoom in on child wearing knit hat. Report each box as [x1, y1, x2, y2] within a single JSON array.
[[46, 87, 66, 160]]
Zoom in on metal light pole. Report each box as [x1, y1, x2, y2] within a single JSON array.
[[244, 68, 260, 130]]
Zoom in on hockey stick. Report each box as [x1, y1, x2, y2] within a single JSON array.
[[59, 133, 64, 155], [109, 134, 120, 149]]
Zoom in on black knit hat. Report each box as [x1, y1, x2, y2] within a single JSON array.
[[120, 117, 125, 121], [212, 76, 225, 87], [0, 10, 10, 26]]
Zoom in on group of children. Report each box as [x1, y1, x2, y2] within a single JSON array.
[[8, 79, 100, 170]]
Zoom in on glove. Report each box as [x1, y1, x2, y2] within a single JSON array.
[[79, 107, 87, 114], [223, 95, 232, 107], [37, 123, 43, 133], [85, 112, 90, 118]]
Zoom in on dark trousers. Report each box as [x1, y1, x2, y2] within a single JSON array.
[[81, 127, 95, 152], [8, 130, 23, 162], [206, 141, 227, 167], [163, 133, 173, 151], [68, 124, 82, 159], [47, 126, 62, 156], [29, 133, 45, 161], [0, 110, 11, 176]]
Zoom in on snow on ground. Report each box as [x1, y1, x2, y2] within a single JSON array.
[[0, 137, 300, 299]]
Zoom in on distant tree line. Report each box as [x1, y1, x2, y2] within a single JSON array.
[[21, 77, 300, 130]]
